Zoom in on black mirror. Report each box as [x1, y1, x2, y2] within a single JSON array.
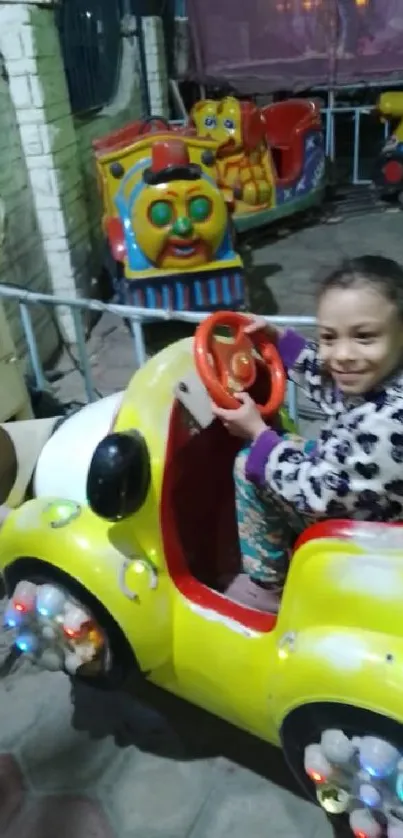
[[87, 431, 150, 521]]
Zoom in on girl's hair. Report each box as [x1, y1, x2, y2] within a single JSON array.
[[318, 255, 403, 318]]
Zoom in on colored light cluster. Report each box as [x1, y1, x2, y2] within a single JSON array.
[[3, 580, 104, 673], [304, 730, 403, 838]]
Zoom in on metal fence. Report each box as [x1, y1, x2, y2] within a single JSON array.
[[0, 285, 317, 426], [318, 87, 391, 186]]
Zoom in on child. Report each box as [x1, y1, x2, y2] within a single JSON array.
[[212, 255, 403, 613]]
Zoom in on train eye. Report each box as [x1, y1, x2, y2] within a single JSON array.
[[188, 196, 212, 222], [223, 119, 235, 130], [149, 200, 173, 227]]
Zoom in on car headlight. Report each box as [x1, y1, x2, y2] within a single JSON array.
[[86, 430, 150, 522], [43, 500, 82, 529]]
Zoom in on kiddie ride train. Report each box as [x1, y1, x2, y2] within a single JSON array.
[[94, 96, 326, 312], [373, 92, 403, 205], [2, 312, 403, 838]]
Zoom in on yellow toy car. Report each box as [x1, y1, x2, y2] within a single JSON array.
[[1, 311, 403, 838]]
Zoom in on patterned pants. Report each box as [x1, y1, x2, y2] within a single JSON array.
[[234, 436, 315, 585]]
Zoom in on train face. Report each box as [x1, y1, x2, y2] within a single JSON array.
[[95, 132, 245, 312]]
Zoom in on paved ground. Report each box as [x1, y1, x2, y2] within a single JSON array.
[[1, 205, 402, 838]]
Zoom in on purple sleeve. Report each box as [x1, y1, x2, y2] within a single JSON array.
[[277, 329, 307, 369], [245, 429, 281, 486]]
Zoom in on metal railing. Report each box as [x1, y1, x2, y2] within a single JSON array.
[[320, 88, 391, 185], [0, 285, 318, 426]]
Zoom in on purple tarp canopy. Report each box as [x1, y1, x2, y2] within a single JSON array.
[[187, 0, 403, 92]]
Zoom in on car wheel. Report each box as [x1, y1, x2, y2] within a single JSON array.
[[3, 567, 138, 691], [281, 702, 403, 838]]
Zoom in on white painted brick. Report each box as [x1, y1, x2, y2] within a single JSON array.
[[28, 74, 44, 108], [25, 152, 53, 169], [19, 122, 44, 155], [8, 74, 32, 108], [44, 236, 70, 254], [0, 5, 30, 29], [0, 31, 23, 61], [19, 25, 35, 58], [147, 53, 158, 73], [32, 193, 60, 210], [6, 57, 37, 76], [29, 165, 60, 198], [46, 250, 73, 278], [15, 106, 46, 125], [149, 80, 163, 99], [37, 208, 66, 237]]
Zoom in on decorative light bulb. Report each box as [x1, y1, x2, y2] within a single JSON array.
[[63, 605, 92, 637], [3, 602, 25, 629], [350, 808, 382, 838], [12, 581, 36, 612], [36, 584, 66, 618], [304, 744, 333, 783], [15, 631, 40, 656], [321, 729, 355, 765], [359, 736, 400, 778], [359, 784, 381, 808]]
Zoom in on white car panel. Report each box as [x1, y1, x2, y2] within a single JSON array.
[[33, 392, 123, 504]]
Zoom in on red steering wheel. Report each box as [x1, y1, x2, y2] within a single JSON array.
[[194, 311, 286, 418]]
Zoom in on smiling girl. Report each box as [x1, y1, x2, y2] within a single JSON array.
[[213, 255, 403, 613]]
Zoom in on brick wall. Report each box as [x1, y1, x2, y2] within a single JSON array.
[[0, 1, 92, 343], [0, 13, 59, 364], [0, 2, 169, 347], [143, 17, 169, 116]]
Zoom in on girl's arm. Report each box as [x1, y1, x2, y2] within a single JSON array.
[[277, 329, 330, 407], [245, 407, 395, 518]]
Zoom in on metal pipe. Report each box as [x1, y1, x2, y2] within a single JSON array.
[[19, 302, 47, 391], [352, 107, 361, 185], [71, 308, 96, 402], [170, 79, 187, 120], [129, 318, 147, 366], [0, 286, 318, 328]]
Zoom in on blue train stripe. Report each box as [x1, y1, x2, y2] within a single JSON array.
[[208, 278, 218, 306], [176, 282, 185, 311], [195, 281, 203, 308], [145, 287, 154, 309], [222, 275, 231, 306], [162, 284, 170, 309]]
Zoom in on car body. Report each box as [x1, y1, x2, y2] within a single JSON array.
[[1, 323, 403, 837]]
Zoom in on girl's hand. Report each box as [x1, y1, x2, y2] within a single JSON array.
[[243, 315, 282, 343], [212, 393, 267, 441]]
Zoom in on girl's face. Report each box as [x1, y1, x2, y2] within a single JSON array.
[[318, 284, 403, 395]]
